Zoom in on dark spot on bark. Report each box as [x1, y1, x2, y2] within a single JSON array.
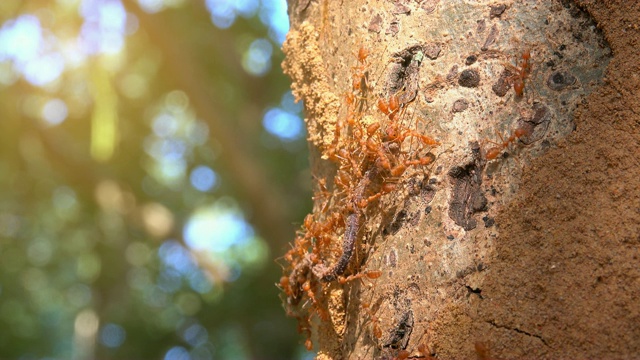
[[518, 103, 552, 144], [492, 69, 513, 97], [368, 14, 383, 33], [407, 282, 421, 296], [448, 143, 485, 230], [452, 98, 469, 113], [471, 191, 488, 212], [446, 65, 459, 81], [407, 178, 421, 197], [424, 239, 431, 246], [547, 70, 576, 91], [384, 210, 407, 235], [481, 24, 499, 51], [477, 263, 485, 271], [385, 45, 425, 103], [423, 43, 441, 60], [388, 248, 397, 268], [386, 18, 399, 35], [465, 54, 477, 65], [421, 182, 436, 204], [420, 0, 439, 14], [384, 311, 413, 350], [447, 234, 455, 240], [409, 211, 421, 226], [476, 19, 486, 34], [466, 285, 484, 299], [392, 2, 410, 14], [531, 103, 552, 125], [570, 33, 582, 45], [489, 4, 506, 18], [482, 216, 495, 228], [407, 176, 436, 200], [458, 69, 480, 87]]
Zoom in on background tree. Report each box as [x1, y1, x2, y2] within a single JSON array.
[[0, 1, 309, 359], [280, 0, 640, 358]]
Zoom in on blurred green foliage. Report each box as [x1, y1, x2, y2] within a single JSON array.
[[0, 1, 311, 359]]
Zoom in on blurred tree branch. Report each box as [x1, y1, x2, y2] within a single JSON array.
[[127, 3, 295, 249]]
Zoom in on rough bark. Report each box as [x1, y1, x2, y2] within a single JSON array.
[[280, 0, 640, 358]]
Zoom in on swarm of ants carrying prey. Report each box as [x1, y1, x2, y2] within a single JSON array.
[[277, 45, 440, 350]]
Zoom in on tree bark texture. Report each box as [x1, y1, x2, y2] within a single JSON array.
[[280, 0, 640, 358]]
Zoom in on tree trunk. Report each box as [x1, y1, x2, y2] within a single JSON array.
[[280, 0, 640, 358]]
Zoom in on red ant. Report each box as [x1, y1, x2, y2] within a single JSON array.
[[360, 295, 385, 342], [504, 49, 531, 97], [484, 124, 531, 161], [377, 95, 439, 145], [338, 269, 383, 284], [352, 45, 372, 93]]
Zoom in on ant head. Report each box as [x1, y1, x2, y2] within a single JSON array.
[[358, 46, 370, 63]]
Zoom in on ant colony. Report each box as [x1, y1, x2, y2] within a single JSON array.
[[278, 45, 440, 351]]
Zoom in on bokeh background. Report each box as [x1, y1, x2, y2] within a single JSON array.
[[0, 0, 312, 359]]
